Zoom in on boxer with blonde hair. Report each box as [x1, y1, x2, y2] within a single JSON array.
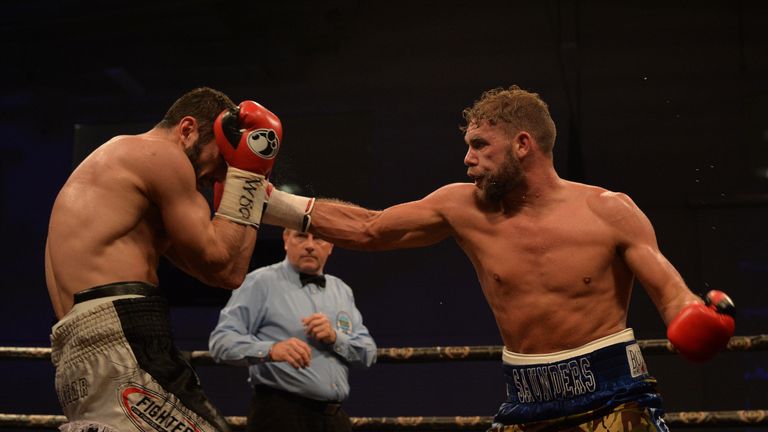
[[260, 85, 735, 431]]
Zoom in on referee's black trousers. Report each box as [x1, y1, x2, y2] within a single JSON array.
[[247, 385, 352, 432]]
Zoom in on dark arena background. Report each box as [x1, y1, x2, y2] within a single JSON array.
[[2, 1, 767, 431]]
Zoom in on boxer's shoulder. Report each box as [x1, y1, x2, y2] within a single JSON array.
[[83, 134, 184, 171], [418, 183, 478, 219], [428, 182, 476, 203], [583, 187, 652, 242], [81, 134, 193, 197], [123, 135, 193, 181], [583, 186, 636, 220]]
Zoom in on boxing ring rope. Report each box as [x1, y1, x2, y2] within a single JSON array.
[[3, 334, 767, 362], [2, 335, 767, 430], [2, 411, 768, 429]]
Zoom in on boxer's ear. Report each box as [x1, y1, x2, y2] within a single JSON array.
[[513, 131, 532, 159]]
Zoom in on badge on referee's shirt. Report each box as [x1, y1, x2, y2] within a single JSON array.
[[336, 312, 352, 335]]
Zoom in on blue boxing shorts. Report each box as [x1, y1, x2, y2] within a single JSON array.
[[490, 328, 668, 432], [51, 282, 230, 432]]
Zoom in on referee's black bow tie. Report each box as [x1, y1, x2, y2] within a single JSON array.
[[300, 273, 326, 287]]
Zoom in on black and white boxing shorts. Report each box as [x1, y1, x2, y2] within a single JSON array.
[[50, 282, 230, 432]]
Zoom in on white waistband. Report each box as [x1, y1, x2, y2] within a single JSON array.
[[52, 294, 144, 333], [502, 328, 636, 365]]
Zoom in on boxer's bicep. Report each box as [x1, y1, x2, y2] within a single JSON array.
[[372, 198, 452, 248], [148, 151, 214, 249]]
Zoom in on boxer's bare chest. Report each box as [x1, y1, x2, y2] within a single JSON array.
[[454, 196, 623, 302], [453, 199, 631, 351]]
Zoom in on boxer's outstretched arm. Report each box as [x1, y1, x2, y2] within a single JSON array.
[[309, 186, 455, 251]]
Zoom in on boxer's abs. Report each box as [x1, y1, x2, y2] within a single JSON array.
[[480, 274, 631, 354]]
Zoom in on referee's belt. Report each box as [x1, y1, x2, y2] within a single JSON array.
[[253, 385, 343, 415]]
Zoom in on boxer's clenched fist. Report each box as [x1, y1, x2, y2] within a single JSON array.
[[667, 290, 735, 362], [214, 100, 282, 176], [213, 100, 282, 227]]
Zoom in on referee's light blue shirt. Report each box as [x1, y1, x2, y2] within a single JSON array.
[[209, 258, 377, 402]]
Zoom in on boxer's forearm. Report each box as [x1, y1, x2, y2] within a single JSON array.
[[169, 219, 256, 289], [262, 185, 450, 250], [310, 199, 451, 251], [658, 288, 702, 325], [309, 200, 384, 250]]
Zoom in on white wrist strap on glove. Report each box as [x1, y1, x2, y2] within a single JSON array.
[[215, 167, 267, 227], [262, 188, 315, 232]]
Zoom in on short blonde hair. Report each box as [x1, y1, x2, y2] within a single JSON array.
[[461, 85, 557, 153]]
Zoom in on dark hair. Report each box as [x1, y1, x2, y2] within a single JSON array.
[[155, 87, 236, 144], [461, 85, 557, 153]]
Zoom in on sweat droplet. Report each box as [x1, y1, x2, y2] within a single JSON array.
[[583, 277, 592, 284]]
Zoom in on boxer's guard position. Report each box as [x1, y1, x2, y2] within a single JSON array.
[[260, 86, 736, 431], [45, 88, 284, 432]]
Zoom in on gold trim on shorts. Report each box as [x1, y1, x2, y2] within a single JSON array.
[[489, 402, 661, 432]]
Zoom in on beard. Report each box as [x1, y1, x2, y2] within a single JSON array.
[[480, 151, 525, 202], [184, 137, 203, 174], [184, 137, 205, 188]]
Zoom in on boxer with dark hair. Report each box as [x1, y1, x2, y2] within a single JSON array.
[[260, 86, 735, 431], [45, 87, 282, 432]]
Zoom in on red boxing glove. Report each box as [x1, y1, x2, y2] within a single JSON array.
[[667, 290, 735, 362], [212, 101, 282, 227], [214, 100, 283, 176]]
